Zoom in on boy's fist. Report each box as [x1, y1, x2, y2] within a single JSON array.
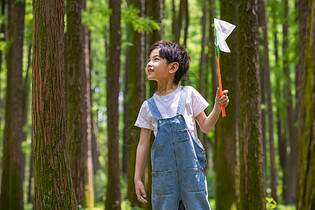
[[215, 88, 229, 110]]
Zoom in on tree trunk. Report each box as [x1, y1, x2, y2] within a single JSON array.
[[24, 46, 33, 205], [215, 0, 238, 209], [88, 32, 101, 175], [175, 0, 184, 43], [0, 0, 5, 141], [199, 1, 207, 97], [259, 0, 278, 201], [82, 0, 94, 208], [105, 0, 122, 209], [297, 0, 314, 209], [66, 0, 87, 205], [0, 1, 25, 209], [258, 7, 267, 176], [209, 0, 218, 171], [197, 0, 208, 147], [127, 0, 145, 207], [145, 1, 163, 209], [283, 0, 298, 204], [32, 0, 77, 208], [238, 0, 266, 209], [183, 0, 189, 47], [172, 0, 176, 41]]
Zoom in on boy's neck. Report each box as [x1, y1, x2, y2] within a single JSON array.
[[156, 81, 178, 96]]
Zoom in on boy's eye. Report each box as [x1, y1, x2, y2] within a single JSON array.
[[154, 58, 159, 61]]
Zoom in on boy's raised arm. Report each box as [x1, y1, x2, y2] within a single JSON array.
[[134, 128, 151, 203]]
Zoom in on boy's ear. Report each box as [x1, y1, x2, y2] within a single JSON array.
[[169, 62, 179, 74]]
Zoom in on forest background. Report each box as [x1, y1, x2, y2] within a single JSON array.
[[0, 0, 314, 209]]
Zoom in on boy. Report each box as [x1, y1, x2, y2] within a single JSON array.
[[134, 40, 229, 209]]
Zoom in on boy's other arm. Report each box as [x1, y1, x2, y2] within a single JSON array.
[[134, 128, 151, 203], [196, 89, 229, 133]]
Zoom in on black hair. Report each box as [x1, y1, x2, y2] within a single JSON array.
[[148, 40, 190, 85]]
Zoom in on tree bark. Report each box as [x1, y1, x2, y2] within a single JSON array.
[[145, 1, 163, 209], [82, 0, 94, 208], [127, 0, 146, 207], [183, 0, 189, 47], [216, 0, 238, 209], [209, 0, 218, 172], [105, 0, 122, 209], [259, 0, 278, 201], [0, 1, 25, 209], [32, 0, 77, 208], [283, 0, 298, 204], [297, 0, 314, 209], [238, 0, 266, 209]]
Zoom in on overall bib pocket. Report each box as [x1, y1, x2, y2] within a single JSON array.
[[175, 128, 189, 142], [183, 167, 206, 192], [152, 170, 174, 196], [193, 140, 207, 169]]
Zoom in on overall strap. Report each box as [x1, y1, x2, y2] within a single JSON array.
[[176, 86, 188, 115], [147, 97, 163, 122]]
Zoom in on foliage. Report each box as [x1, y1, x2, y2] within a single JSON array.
[[121, 5, 159, 33]]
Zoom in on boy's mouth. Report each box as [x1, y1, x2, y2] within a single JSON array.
[[147, 69, 154, 74]]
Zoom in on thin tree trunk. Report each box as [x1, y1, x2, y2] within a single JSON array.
[[0, 0, 5, 146], [199, 1, 207, 96], [260, 0, 278, 201], [82, 0, 94, 208], [183, 0, 189, 47], [66, 0, 87, 204], [209, 0, 217, 171], [283, 0, 298, 204], [27, 137, 34, 204], [258, 10, 267, 175], [127, 0, 145, 207], [32, 0, 77, 208], [175, 0, 184, 43], [297, 0, 314, 209], [0, 1, 25, 209], [238, 0, 266, 209], [216, 0, 238, 209], [23, 44, 32, 203], [105, 0, 122, 209], [145, 1, 163, 209], [88, 31, 101, 175], [172, 0, 176, 41], [197, 1, 207, 146]]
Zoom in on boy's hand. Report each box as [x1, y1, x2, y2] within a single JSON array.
[[135, 179, 148, 204], [215, 88, 229, 110]]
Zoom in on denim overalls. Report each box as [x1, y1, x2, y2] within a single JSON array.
[[147, 86, 211, 210]]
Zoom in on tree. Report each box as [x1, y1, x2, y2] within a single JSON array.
[[259, 0, 278, 201], [297, 0, 314, 209], [66, 0, 87, 205], [126, 0, 146, 206], [105, 0, 122, 209], [145, 1, 163, 209], [283, 0, 298, 203], [32, 0, 77, 208], [82, 1, 95, 209], [215, 0, 238, 209], [238, 0, 266, 209], [0, 1, 25, 209]]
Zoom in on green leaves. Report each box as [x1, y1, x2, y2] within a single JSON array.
[[122, 5, 159, 33]]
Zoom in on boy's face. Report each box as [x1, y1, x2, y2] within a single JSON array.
[[147, 48, 177, 83]]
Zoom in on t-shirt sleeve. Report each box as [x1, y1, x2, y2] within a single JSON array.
[[135, 101, 154, 130], [189, 86, 209, 117]]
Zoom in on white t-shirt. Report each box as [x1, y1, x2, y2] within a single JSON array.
[[135, 85, 209, 141]]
